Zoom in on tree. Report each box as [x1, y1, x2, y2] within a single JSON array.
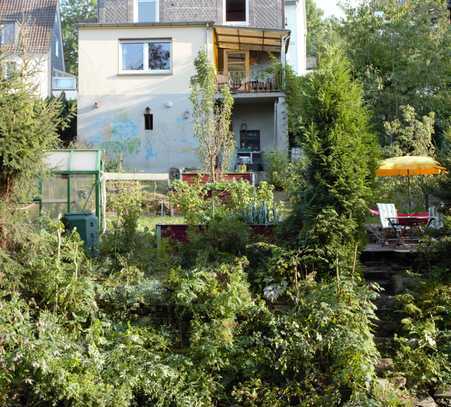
[[61, 0, 97, 75], [190, 50, 234, 182], [383, 105, 436, 157], [340, 0, 450, 139], [0, 54, 65, 200], [291, 47, 379, 275], [305, 0, 325, 57], [305, 0, 341, 59]]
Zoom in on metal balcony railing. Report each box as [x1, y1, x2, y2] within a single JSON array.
[[217, 71, 282, 93]]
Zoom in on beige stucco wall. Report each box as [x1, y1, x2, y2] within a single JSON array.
[[78, 25, 214, 96], [77, 24, 288, 173], [78, 25, 215, 172]]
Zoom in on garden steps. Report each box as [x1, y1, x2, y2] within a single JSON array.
[[361, 259, 404, 340]]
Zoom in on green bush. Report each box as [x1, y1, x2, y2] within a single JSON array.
[[169, 180, 278, 225], [264, 150, 291, 191], [393, 270, 451, 393]]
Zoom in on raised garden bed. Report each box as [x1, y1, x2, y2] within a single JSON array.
[[156, 223, 275, 244], [180, 172, 254, 185]]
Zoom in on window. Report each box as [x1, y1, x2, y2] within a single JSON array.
[[225, 0, 248, 24], [134, 0, 158, 23], [240, 130, 260, 151], [55, 39, 59, 58], [144, 108, 153, 130], [0, 22, 16, 45], [120, 40, 171, 74], [3, 61, 17, 80], [53, 77, 77, 90]]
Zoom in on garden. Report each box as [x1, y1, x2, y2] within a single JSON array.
[[1, 1, 450, 406]]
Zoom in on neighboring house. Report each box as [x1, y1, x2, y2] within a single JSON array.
[[0, 0, 76, 99], [285, 0, 307, 75], [78, 0, 295, 173]]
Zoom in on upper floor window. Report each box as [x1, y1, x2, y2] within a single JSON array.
[[119, 39, 171, 74], [0, 22, 16, 45], [224, 0, 248, 24], [134, 0, 159, 23], [2, 61, 17, 79]]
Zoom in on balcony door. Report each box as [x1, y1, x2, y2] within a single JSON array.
[[224, 50, 249, 86]]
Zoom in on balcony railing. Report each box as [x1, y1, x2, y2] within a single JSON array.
[[217, 71, 282, 94]]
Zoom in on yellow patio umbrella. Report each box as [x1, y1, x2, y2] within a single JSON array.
[[376, 156, 447, 177], [376, 155, 447, 211]]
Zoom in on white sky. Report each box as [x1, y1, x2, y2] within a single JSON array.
[[315, 0, 361, 18]]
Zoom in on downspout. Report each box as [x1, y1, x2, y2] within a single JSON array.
[[281, 33, 290, 87], [274, 98, 278, 150]]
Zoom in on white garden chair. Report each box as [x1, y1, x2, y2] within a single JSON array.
[[376, 203, 401, 245]]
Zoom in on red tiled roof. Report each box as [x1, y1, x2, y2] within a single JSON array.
[[0, 0, 57, 53]]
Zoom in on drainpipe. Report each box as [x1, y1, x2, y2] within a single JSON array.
[[274, 98, 278, 150], [281, 33, 290, 87]]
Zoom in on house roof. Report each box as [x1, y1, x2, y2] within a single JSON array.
[[0, 0, 58, 53]]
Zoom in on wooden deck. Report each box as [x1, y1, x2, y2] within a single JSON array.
[[364, 243, 418, 253]]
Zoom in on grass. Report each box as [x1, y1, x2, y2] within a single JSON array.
[[138, 215, 185, 232]]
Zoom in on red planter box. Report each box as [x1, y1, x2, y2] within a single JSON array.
[[180, 172, 254, 185], [156, 223, 274, 243]]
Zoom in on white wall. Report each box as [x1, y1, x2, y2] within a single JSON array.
[[4, 53, 51, 98], [36, 54, 52, 98], [285, 0, 307, 75], [78, 25, 214, 172]]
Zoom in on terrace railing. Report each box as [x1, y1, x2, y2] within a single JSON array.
[[217, 71, 282, 94]]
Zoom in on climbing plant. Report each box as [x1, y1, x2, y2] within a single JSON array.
[[190, 50, 235, 182]]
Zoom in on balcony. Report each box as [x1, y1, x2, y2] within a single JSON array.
[[213, 25, 289, 95], [217, 70, 281, 93]]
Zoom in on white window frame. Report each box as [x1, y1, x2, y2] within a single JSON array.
[[223, 0, 249, 26], [0, 22, 16, 45], [118, 39, 172, 75], [133, 0, 159, 23]]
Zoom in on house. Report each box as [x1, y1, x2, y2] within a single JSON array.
[[284, 0, 307, 75], [0, 0, 76, 99], [78, 0, 299, 173]]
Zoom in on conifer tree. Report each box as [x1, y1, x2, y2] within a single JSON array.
[[0, 54, 64, 200], [293, 47, 379, 276]]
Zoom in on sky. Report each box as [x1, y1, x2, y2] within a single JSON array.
[[315, 0, 360, 18]]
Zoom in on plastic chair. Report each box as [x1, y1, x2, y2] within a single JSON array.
[[376, 203, 401, 245]]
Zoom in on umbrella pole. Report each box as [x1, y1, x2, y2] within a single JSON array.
[[408, 170, 412, 213]]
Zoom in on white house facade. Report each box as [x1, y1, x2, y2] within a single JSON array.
[[284, 0, 307, 75], [78, 0, 294, 173]]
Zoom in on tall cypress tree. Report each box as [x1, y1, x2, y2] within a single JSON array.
[[293, 48, 379, 276]]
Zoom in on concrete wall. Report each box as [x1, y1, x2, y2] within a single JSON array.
[[285, 0, 307, 75], [232, 100, 276, 152], [98, 0, 284, 29], [78, 25, 214, 172]]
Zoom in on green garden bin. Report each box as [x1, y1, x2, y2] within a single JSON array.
[[63, 212, 99, 253]]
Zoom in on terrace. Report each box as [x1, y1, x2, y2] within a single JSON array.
[[213, 25, 289, 94]]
